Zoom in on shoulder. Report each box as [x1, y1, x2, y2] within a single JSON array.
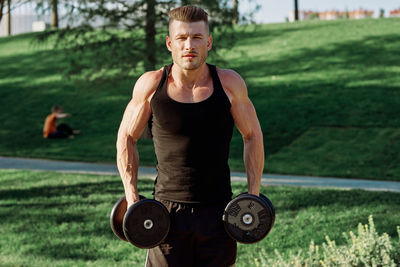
[[216, 67, 247, 101], [47, 113, 56, 120], [132, 68, 164, 101]]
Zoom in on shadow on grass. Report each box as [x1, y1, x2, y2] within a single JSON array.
[[271, 186, 400, 237], [0, 179, 155, 200], [231, 184, 400, 216], [0, 175, 398, 261], [238, 33, 400, 154], [236, 33, 400, 78], [0, 178, 155, 261]]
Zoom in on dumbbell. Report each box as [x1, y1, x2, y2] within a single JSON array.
[[222, 193, 275, 244], [110, 195, 170, 249]]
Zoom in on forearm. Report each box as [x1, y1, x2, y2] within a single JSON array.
[[116, 135, 140, 207], [243, 133, 264, 196], [56, 113, 70, 118]]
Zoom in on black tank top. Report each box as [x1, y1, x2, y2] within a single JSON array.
[[149, 63, 234, 203]]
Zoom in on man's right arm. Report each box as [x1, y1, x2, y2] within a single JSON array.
[[116, 70, 162, 208]]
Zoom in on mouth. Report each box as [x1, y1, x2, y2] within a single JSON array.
[[183, 53, 197, 59]]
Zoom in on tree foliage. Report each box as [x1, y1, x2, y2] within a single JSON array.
[[36, 0, 241, 83]]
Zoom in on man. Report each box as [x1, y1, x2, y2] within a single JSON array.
[[116, 5, 264, 267], [43, 105, 79, 139]]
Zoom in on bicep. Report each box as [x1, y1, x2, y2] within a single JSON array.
[[225, 73, 262, 140]]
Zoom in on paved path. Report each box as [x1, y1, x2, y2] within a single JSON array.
[[0, 156, 399, 193]]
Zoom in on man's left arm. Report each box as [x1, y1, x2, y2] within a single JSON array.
[[55, 113, 71, 118], [222, 70, 264, 196]]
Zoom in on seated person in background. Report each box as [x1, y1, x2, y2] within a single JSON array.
[[43, 105, 80, 139]]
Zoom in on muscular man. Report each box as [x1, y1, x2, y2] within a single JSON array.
[[116, 6, 264, 267]]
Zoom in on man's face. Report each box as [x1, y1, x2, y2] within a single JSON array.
[[166, 20, 212, 70]]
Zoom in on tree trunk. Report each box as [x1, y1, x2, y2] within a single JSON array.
[[6, 0, 10, 35], [51, 0, 58, 28], [232, 0, 238, 24], [294, 0, 299, 21], [145, 0, 156, 71], [0, 0, 5, 23]]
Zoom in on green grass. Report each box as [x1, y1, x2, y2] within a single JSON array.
[[0, 18, 400, 180], [0, 169, 399, 266]]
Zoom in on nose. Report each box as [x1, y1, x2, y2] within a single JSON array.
[[184, 37, 194, 50]]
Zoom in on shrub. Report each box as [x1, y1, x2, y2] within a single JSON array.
[[258, 216, 399, 267]]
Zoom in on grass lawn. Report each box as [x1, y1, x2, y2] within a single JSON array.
[[0, 169, 399, 266], [0, 18, 400, 180]]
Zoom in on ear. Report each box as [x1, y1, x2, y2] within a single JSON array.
[[166, 36, 172, 52], [207, 35, 213, 51]]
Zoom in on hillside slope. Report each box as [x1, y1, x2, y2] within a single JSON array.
[[0, 18, 399, 180]]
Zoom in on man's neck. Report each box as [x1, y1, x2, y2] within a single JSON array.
[[170, 63, 209, 90]]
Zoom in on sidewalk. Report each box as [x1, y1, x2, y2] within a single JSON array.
[[0, 156, 399, 193]]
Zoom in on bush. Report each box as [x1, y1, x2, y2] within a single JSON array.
[[257, 216, 399, 267]]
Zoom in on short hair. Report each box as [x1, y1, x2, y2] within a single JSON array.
[[52, 105, 62, 112], [168, 6, 209, 31]]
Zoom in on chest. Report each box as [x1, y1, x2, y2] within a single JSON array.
[[151, 89, 231, 137], [166, 79, 214, 104]]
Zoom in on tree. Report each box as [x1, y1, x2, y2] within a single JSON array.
[[34, 0, 59, 28], [232, 0, 238, 24], [51, 0, 58, 28], [0, 0, 5, 23], [294, 0, 299, 21], [6, 0, 10, 35], [37, 0, 239, 82], [379, 8, 385, 18], [145, 0, 156, 70]]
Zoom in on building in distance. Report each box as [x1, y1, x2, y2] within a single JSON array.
[[389, 8, 400, 17], [289, 9, 374, 22]]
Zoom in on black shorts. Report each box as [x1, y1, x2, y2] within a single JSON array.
[[145, 199, 237, 267]]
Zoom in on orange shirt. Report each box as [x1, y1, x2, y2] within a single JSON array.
[[43, 113, 57, 138]]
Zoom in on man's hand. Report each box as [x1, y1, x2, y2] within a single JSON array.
[[248, 189, 260, 197], [126, 192, 141, 209]]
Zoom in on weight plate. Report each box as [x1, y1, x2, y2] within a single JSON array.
[[110, 195, 145, 242], [238, 192, 276, 224], [123, 199, 170, 249], [110, 196, 128, 241], [259, 193, 275, 224], [223, 194, 274, 244]]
